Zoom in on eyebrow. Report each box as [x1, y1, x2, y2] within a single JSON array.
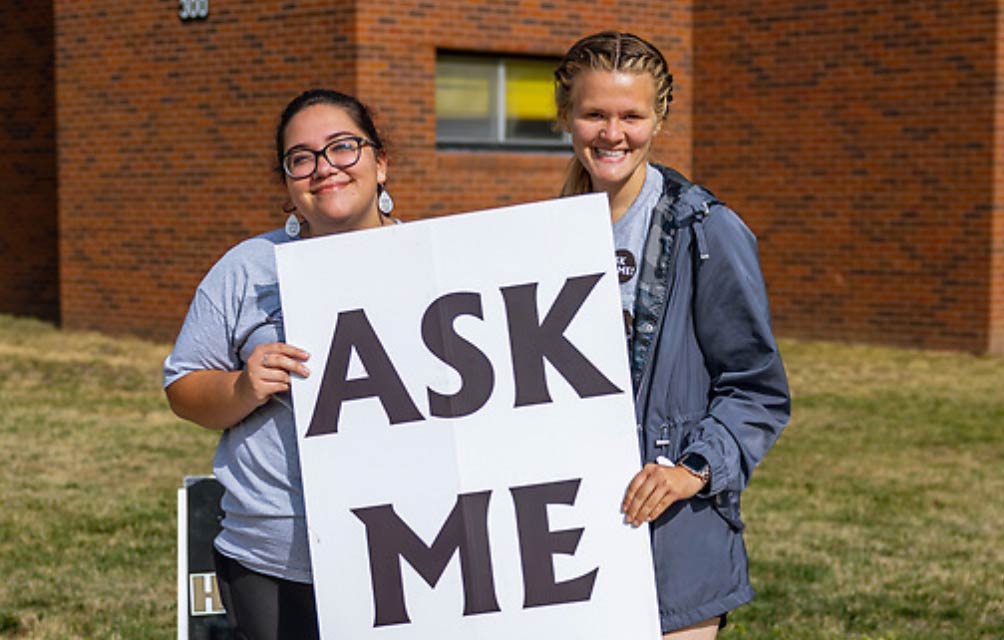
[[285, 131, 358, 153]]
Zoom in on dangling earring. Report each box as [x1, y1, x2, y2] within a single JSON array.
[[377, 185, 395, 215], [284, 213, 301, 238]]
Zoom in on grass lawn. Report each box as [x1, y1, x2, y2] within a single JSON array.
[[0, 314, 1001, 639]]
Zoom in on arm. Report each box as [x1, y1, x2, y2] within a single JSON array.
[[166, 342, 310, 431], [682, 206, 790, 497]]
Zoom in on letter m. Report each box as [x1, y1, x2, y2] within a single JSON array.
[[351, 491, 500, 627]]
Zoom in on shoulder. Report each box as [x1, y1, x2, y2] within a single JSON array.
[[646, 164, 758, 248], [704, 202, 755, 244], [199, 228, 290, 292], [650, 163, 692, 194], [220, 228, 290, 264]]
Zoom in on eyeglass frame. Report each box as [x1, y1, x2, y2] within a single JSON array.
[[281, 135, 380, 180]]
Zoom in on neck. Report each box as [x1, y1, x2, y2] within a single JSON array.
[[602, 164, 649, 224]]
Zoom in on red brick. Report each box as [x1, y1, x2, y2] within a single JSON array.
[[694, 0, 1003, 353], [2, 1, 1001, 353]]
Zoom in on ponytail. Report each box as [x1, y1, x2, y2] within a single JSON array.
[[560, 157, 593, 197]]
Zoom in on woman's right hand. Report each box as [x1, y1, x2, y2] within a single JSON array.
[[622, 462, 706, 527], [236, 342, 311, 407]]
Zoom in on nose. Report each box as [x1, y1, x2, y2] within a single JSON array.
[[600, 118, 623, 142], [313, 153, 337, 178]]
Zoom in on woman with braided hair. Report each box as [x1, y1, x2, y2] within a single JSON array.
[[554, 32, 790, 638]]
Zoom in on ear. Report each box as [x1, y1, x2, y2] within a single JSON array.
[[376, 151, 388, 186], [555, 107, 571, 133]]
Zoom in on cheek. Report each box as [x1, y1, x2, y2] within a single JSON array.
[[570, 123, 597, 147], [627, 124, 658, 148], [286, 181, 307, 201], [286, 182, 314, 210]]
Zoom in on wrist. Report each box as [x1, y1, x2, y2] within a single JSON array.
[[676, 453, 710, 489], [234, 368, 267, 409]]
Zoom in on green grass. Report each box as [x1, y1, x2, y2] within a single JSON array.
[[0, 315, 218, 639], [730, 341, 1004, 639], [0, 314, 1002, 638]]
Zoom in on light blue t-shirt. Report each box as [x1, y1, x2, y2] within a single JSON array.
[[163, 227, 312, 583], [613, 164, 664, 338]]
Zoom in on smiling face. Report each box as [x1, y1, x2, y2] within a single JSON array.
[[282, 103, 387, 236], [566, 70, 662, 203]]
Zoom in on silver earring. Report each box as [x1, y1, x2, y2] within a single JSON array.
[[284, 213, 301, 238], [378, 186, 395, 215]]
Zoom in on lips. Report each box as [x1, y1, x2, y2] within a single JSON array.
[[312, 180, 350, 194]]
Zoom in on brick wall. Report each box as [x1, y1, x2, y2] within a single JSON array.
[[992, 1, 1004, 354], [0, 0, 58, 321], [54, 1, 357, 340], [34, 1, 1004, 352], [694, 0, 1002, 353], [52, 0, 691, 341]]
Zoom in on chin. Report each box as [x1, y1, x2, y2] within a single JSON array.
[[592, 168, 632, 187], [594, 161, 645, 184]]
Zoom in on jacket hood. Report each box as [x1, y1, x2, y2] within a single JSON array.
[[651, 164, 721, 230]]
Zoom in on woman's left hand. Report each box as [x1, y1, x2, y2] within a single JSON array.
[[621, 463, 706, 527]]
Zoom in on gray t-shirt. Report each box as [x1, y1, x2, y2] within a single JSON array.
[[613, 164, 664, 338], [163, 227, 312, 583]]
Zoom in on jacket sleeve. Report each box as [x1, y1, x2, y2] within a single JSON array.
[[680, 205, 790, 496]]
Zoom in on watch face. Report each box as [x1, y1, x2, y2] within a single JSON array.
[[679, 454, 709, 475]]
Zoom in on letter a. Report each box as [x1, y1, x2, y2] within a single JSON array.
[[306, 309, 423, 437]]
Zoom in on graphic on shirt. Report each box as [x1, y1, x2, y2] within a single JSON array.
[[615, 250, 637, 284]]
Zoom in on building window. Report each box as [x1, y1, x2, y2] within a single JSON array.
[[436, 54, 569, 150]]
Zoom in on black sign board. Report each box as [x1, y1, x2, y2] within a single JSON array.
[[178, 476, 234, 640]]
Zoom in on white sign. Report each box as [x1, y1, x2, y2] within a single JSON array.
[[276, 194, 660, 639]]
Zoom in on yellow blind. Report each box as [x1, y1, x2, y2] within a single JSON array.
[[505, 59, 556, 120]]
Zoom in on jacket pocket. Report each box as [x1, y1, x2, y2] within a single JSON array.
[[673, 414, 746, 532]]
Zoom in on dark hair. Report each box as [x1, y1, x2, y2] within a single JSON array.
[[554, 32, 673, 196], [274, 88, 385, 179]]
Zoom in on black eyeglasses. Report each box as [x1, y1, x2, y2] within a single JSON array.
[[281, 136, 377, 179]]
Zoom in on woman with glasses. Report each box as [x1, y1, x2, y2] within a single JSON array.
[[163, 88, 394, 640], [553, 33, 790, 638]]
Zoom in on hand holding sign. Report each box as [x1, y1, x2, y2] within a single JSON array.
[[236, 342, 311, 407]]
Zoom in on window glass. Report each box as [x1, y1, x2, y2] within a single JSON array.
[[436, 57, 497, 142], [435, 54, 567, 148], [504, 59, 562, 142]]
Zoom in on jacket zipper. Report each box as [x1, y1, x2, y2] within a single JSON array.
[[634, 222, 682, 412]]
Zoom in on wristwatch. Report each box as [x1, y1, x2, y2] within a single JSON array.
[[676, 453, 710, 487]]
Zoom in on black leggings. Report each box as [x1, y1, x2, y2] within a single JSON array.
[[213, 549, 320, 640]]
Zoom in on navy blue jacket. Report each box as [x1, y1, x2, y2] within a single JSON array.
[[630, 165, 790, 632]]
